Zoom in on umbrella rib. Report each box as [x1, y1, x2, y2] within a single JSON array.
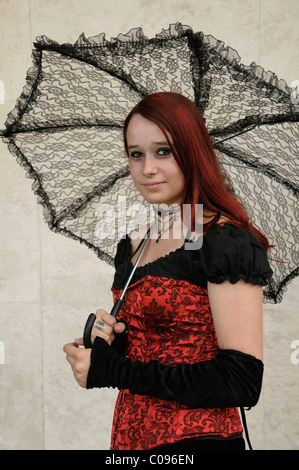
[[54, 167, 129, 226], [213, 125, 257, 144], [211, 112, 299, 145], [217, 146, 299, 193], [1, 123, 124, 138], [35, 42, 148, 100], [220, 161, 266, 170]]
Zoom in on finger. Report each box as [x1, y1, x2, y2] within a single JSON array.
[[91, 330, 115, 346], [114, 322, 126, 334], [63, 343, 77, 368], [63, 342, 77, 355], [93, 320, 114, 336], [95, 308, 117, 328], [74, 337, 84, 346], [93, 312, 116, 336]]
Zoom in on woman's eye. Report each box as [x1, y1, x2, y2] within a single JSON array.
[[129, 151, 143, 159], [129, 148, 172, 159], [156, 147, 172, 157]]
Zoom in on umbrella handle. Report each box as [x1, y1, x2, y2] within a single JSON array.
[[83, 313, 96, 348], [83, 299, 123, 348]]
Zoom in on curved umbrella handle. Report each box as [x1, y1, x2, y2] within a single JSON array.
[[83, 300, 123, 348], [83, 313, 96, 348]]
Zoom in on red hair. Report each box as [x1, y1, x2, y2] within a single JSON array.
[[123, 92, 271, 252]]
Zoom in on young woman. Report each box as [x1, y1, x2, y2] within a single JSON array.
[[64, 92, 273, 451]]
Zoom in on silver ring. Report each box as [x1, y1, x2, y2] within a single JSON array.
[[94, 320, 105, 330]]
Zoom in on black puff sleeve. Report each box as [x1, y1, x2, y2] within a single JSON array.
[[195, 224, 273, 286]]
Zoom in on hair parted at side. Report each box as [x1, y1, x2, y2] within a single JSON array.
[[123, 92, 271, 252]]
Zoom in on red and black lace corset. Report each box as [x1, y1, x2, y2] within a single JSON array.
[[109, 224, 272, 450]]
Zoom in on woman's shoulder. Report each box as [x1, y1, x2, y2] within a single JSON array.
[[203, 221, 265, 253], [192, 222, 273, 286]]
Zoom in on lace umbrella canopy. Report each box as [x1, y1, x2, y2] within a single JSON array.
[[1, 23, 298, 303]]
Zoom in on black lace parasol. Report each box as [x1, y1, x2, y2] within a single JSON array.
[[1, 23, 298, 303]]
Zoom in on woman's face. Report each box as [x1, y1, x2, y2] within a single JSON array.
[[126, 114, 185, 207]]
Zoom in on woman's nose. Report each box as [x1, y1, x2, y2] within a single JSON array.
[[142, 154, 158, 175]]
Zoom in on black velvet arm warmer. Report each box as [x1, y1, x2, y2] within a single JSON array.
[[110, 326, 127, 357], [86, 337, 263, 409]]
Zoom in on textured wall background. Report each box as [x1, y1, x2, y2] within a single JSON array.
[[0, 0, 298, 450]]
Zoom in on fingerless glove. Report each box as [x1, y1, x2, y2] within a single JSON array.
[[110, 326, 127, 357], [86, 336, 263, 408]]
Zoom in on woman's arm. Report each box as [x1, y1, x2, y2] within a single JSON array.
[[85, 337, 263, 408], [208, 279, 263, 360], [85, 279, 264, 408], [64, 280, 264, 408]]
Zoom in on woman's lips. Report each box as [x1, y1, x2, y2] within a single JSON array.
[[143, 182, 164, 190]]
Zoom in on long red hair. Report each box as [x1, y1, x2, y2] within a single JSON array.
[[123, 92, 271, 252]]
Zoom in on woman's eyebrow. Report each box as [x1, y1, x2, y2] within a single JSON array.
[[127, 141, 169, 149]]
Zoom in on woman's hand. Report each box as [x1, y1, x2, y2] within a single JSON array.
[[63, 308, 126, 388], [75, 308, 127, 348], [63, 342, 91, 388]]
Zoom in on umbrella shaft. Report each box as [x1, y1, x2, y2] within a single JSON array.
[[112, 229, 152, 319], [121, 231, 151, 298], [110, 298, 123, 318]]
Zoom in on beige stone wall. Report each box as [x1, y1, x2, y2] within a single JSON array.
[[0, 0, 298, 450]]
